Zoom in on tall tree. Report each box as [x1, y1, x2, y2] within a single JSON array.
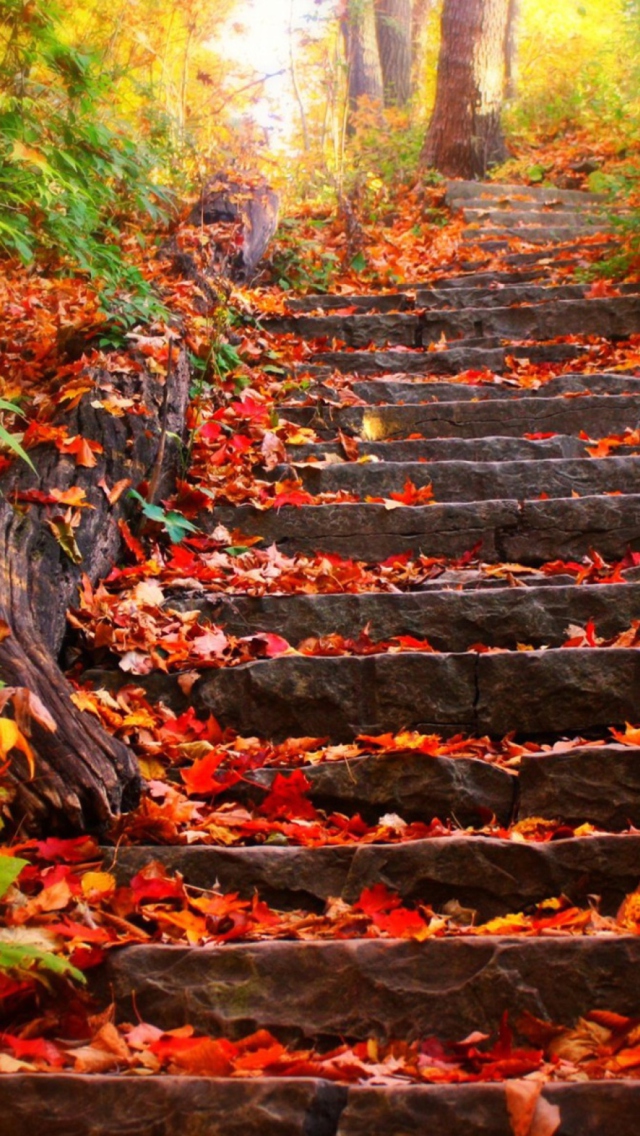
[[374, 0, 412, 107], [421, 0, 514, 179], [341, 0, 384, 110]]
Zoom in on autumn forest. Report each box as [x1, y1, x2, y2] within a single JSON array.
[[1, 0, 640, 1132]]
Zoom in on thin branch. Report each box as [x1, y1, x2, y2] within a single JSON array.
[[211, 69, 288, 115]]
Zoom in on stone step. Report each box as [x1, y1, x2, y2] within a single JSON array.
[[4, 1078, 637, 1136], [339, 1084, 640, 1136], [117, 646, 640, 740], [98, 937, 640, 1042], [111, 833, 640, 919], [283, 393, 640, 441], [272, 296, 640, 348], [171, 583, 640, 653], [271, 456, 640, 503], [460, 228, 603, 246], [445, 180, 608, 206], [209, 494, 640, 562], [0, 1077, 347, 1136], [306, 340, 614, 377], [287, 281, 593, 314], [462, 208, 601, 227], [332, 371, 640, 404], [286, 435, 591, 463]]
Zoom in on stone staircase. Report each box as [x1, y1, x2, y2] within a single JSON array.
[[9, 182, 640, 1134]]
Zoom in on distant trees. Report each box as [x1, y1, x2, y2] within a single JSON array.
[[341, 0, 384, 110], [422, 0, 516, 178], [375, 0, 412, 106], [341, 0, 412, 112]]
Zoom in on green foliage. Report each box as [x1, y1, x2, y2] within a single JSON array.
[[0, 0, 173, 326], [128, 489, 199, 544], [0, 399, 35, 470], [269, 217, 341, 293]]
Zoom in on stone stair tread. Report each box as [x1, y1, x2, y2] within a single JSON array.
[[110, 833, 640, 918], [285, 435, 592, 462], [168, 583, 640, 651], [283, 393, 640, 440], [269, 455, 640, 502], [461, 208, 601, 225], [444, 180, 608, 205], [0, 1075, 345, 1136], [97, 937, 640, 1042], [4, 1077, 639, 1136], [91, 646, 640, 740], [334, 372, 640, 404], [339, 1083, 640, 1136], [286, 281, 614, 314], [305, 340, 618, 376], [207, 494, 640, 562], [271, 295, 640, 347]]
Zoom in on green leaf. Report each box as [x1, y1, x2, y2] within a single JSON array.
[[0, 401, 35, 471], [161, 512, 199, 544], [0, 941, 85, 985], [0, 854, 28, 900], [350, 251, 367, 272]]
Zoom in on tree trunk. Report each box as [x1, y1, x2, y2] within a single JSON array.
[[421, 0, 513, 179], [341, 0, 384, 110], [374, 0, 412, 107], [0, 348, 190, 834]]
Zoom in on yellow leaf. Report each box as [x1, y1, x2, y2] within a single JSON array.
[[0, 718, 35, 778], [81, 871, 116, 899]]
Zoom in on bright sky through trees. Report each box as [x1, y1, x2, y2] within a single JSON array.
[[224, 0, 325, 135]]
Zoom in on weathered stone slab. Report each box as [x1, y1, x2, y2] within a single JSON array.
[[462, 226, 606, 245], [178, 584, 640, 653], [286, 435, 589, 462], [501, 494, 640, 563], [110, 835, 640, 920], [339, 1084, 640, 1136], [243, 752, 515, 827], [5, 1078, 638, 1136], [519, 744, 640, 830], [283, 393, 640, 440], [445, 181, 607, 205], [462, 207, 599, 226], [273, 297, 639, 349], [208, 495, 640, 562], [286, 281, 614, 314], [187, 648, 640, 740], [195, 653, 478, 740], [309, 339, 591, 376], [0, 1076, 346, 1136], [476, 648, 640, 736], [278, 456, 640, 503], [208, 500, 520, 561], [99, 937, 640, 1041], [345, 371, 640, 403]]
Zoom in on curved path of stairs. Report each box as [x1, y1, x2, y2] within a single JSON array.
[[10, 181, 640, 1135]]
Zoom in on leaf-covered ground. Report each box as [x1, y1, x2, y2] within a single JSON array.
[[2, 174, 640, 1094]]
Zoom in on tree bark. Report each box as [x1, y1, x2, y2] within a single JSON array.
[[374, 0, 412, 107], [0, 349, 190, 834], [421, 0, 513, 179], [341, 0, 384, 110]]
